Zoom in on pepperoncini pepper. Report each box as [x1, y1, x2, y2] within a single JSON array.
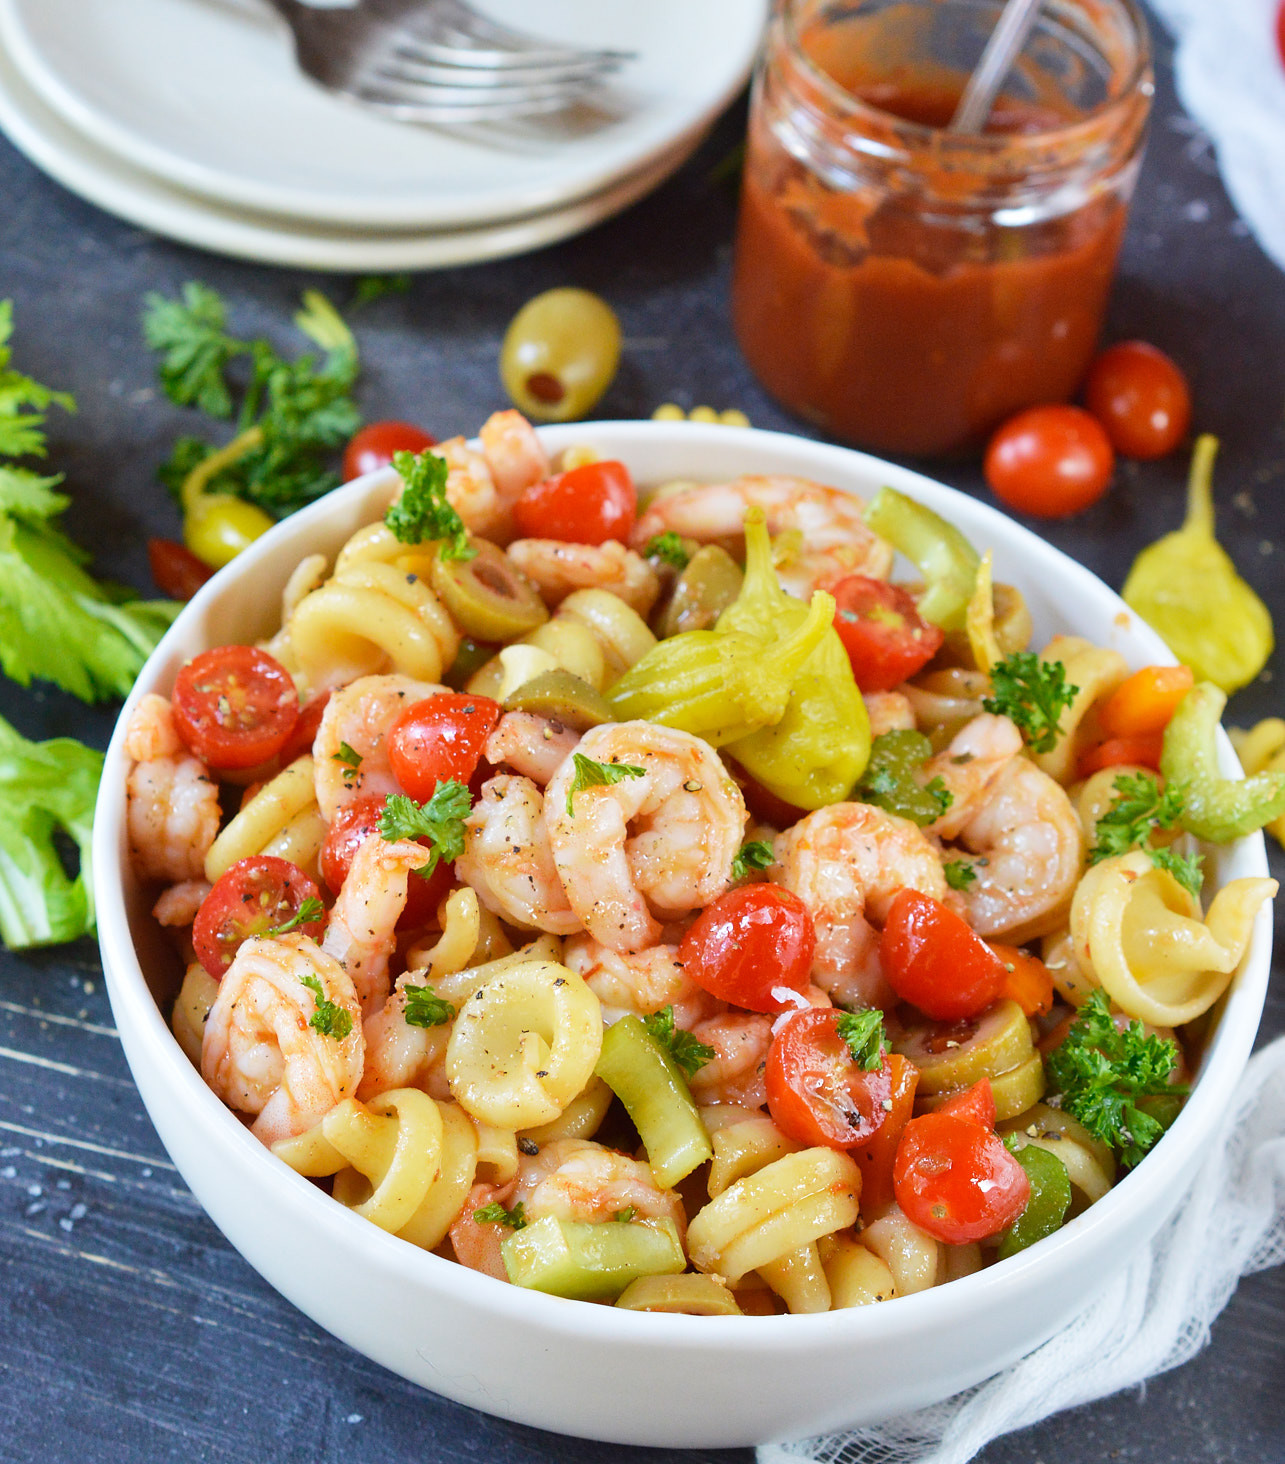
[[863, 487, 981, 631], [718, 510, 871, 809], [1161, 682, 1285, 843], [1122, 436, 1274, 693]]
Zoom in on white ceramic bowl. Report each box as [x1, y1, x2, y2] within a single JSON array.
[[93, 422, 1273, 1448]]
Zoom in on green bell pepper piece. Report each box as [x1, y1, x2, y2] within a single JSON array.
[[863, 487, 980, 632], [997, 1139, 1072, 1260], [855, 729, 952, 826], [500, 1213, 685, 1301]]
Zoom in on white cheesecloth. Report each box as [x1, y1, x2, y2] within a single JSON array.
[[758, 1033, 1285, 1464]]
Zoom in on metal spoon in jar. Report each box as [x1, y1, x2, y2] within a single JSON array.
[[948, 0, 1044, 132]]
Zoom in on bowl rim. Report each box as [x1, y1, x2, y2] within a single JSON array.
[[92, 418, 1274, 1353]]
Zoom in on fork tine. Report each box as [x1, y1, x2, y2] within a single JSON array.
[[388, 39, 626, 83], [400, 0, 632, 69], [354, 75, 602, 123], [395, 36, 633, 73]]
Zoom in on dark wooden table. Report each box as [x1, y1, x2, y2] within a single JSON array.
[[0, 15, 1281, 1464]]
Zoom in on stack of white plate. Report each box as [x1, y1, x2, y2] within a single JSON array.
[[0, 0, 767, 270]]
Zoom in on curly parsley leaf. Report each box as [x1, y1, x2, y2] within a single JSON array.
[[1089, 772, 1202, 895], [835, 1009, 885, 1070], [299, 973, 353, 1041], [613, 1205, 637, 1224], [378, 782, 472, 874], [565, 753, 646, 818], [473, 1200, 527, 1229], [943, 859, 977, 891], [384, 448, 474, 560], [642, 1004, 715, 1078], [403, 984, 456, 1029], [983, 652, 1079, 755], [1044, 990, 1185, 1168], [731, 839, 774, 879], [264, 897, 324, 938], [643, 531, 690, 570], [1148, 845, 1205, 896]]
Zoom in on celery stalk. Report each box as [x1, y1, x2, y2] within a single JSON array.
[[501, 1214, 685, 1300]]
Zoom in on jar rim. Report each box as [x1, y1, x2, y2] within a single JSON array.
[[777, 0, 1154, 153]]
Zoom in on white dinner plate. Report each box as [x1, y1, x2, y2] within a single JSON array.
[[0, 0, 766, 231], [0, 33, 705, 271]]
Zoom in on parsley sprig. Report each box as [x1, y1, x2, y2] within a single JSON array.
[[473, 1200, 527, 1230], [943, 859, 977, 891], [982, 652, 1079, 755], [378, 782, 472, 876], [299, 973, 353, 1041], [1089, 772, 1203, 896], [643, 532, 690, 570], [1044, 990, 1185, 1168], [835, 1009, 885, 1070], [403, 984, 455, 1029], [731, 840, 775, 879], [384, 449, 474, 560], [565, 754, 646, 818], [642, 1005, 715, 1078]]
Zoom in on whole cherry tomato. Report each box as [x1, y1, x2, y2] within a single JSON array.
[[678, 884, 816, 1012], [342, 421, 436, 482], [172, 645, 300, 772], [893, 1112, 1030, 1243], [193, 856, 325, 979], [984, 404, 1114, 518], [880, 889, 1008, 1022], [850, 1051, 918, 1214], [147, 538, 213, 601], [387, 693, 503, 804], [319, 793, 451, 927], [512, 460, 636, 545], [765, 1008, 894, 1150], [1083, 341, 1192, 460], [830, 576, 944, 693]]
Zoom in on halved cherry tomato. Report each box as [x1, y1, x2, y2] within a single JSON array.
[[387, 693, 503, 804], [829, 576, 944, 693], [893, 1112, 1031, 1243], [765, 1008, 894, 1150], [172, 645, 300, 772], [851, 1051, 917, 1215], [147, 537, 213, 601], [193, 856, 325, 979], [984, 405, 1114, 518], [880, 889, 1008, 1022], [319, 793, 451, 927], [512, 460, 636, 545], [989, 943, 1055, 1018], [1076, 732, 1164, 779], [935, 1078, 997, 1128], [678, 885, 816, 1012], [342, 421, 436, 482], [277, 689, 332, 768], [1097, 664, 1194, 739], [1083, 342, 1191, 460]]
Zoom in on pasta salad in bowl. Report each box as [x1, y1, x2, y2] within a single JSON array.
[[93, 417, 1276, 1446]]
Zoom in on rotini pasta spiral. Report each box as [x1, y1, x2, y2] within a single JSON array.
[[204, 756, 324, 883], [1030, 635, 1129, 784]]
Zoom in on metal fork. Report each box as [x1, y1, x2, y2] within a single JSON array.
[[264, 0, 633, 122]]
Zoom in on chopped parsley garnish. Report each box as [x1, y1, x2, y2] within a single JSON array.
[[565, 753, 646, 818], [332, 741, 362, 769], [731, 840, 775, 879], [1044, 990, 1186, 1168], [473, 1200, 527, 1230], [943, 859, 977, 891], [835, 1009, 885, 1070], [383, 448, 474, 560], [144, 284, 361, 518], [982, 652, 1079, 755], [299, 973, 353, 1041], [642, 1005, 715, 1079], [643, 531, 690, 570], [378, 782, 472, 875], [1089, 772, 1202, 895], [613, 1206, 637, 1224], [403, 984, 455, 1029], [855, 730, 952, 826], [264, 897, 324, 938]]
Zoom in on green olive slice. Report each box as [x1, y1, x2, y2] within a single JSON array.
[[917, 1053, 1047, 1122], [894, 999, 1034, 1094], [504, 669, 613, 731], [444, 635, 498, 690], [614, 1273, 743, 1315], [430, 540, 548, 642], [656, 545, 744, 639]]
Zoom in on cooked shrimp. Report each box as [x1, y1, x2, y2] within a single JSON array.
[[479, 409, 550, 503], [949, 757, 1085, 944], [545, 722, 746, 953], [506, 539, 660, 617], [863, 690, 916, 738], [631, 475, 893, 599], [921, 713, 1023, 841], [775, 802, 948, 1008], [563, 934, 712, 1029], [455, 774, 581, 935], [201, 934, 363, 1146], [356, 980, 449, 1103], [484, 710, 580, 787], [312, 673, 445, 820], [152, 879, 211, 928], [686, 1011, 775, 1109], [321, 834, 434, 1015], [434, 410, 549, 545], [127, 755, 220, 883], [124, 694, 183, 761]]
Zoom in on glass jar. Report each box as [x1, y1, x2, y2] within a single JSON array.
[[731, 0, 1154, 458]]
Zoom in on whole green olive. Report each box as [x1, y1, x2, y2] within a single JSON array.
[[183, 493, 274, 569], [499, 288, 622, 422]]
